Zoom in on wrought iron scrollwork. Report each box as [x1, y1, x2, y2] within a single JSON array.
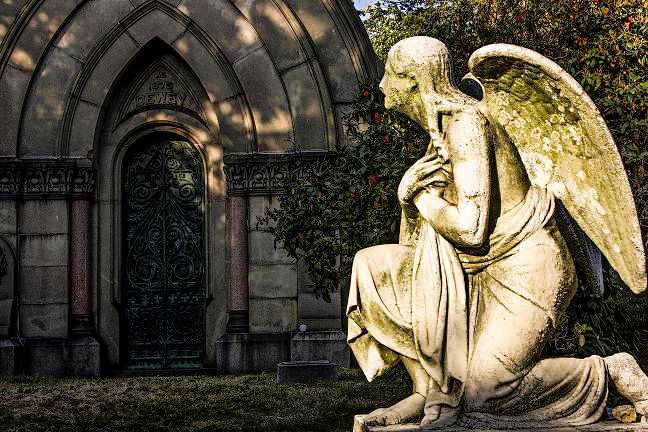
[[124, 139, 205, 369]]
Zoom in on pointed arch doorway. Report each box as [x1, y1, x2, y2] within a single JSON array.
[[122, 135, 206, 370]]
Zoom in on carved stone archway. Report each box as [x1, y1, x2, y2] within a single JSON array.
[[96, 43, 228, 370]]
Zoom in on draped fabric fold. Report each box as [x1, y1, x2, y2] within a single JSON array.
[[347, 185, 607, 425], [411, 223, 467, 393]]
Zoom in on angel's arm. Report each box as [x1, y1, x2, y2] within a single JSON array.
[[413, 110, 491, 248]]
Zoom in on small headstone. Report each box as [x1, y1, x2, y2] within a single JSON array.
[[612, 405, 638, 423], [276, 360, 337, 384]]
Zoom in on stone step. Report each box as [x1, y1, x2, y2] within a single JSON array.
[[353, 415, 648, 432], [276, 360, 337, 384]]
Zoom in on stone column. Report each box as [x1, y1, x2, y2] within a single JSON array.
[[70, 198, 93, 334], [227, 196, 249, 332]]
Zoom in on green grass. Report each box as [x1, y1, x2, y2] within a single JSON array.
[[0, 368, 410, 432]]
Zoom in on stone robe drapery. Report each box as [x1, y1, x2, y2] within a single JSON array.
[[346, 186, 608, 426]]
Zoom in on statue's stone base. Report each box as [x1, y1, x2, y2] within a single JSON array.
[[353, 415, 648, 432]]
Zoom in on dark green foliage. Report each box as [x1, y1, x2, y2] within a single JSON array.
[[263, 0, 648, 361], [259, 85, 428, 302]]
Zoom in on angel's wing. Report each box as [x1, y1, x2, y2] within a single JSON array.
[[467, 44, 646, 294]]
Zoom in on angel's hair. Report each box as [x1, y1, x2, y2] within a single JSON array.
[[388, 36, 469, 103]]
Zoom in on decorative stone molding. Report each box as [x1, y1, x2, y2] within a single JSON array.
[[114, 57, 207, 130], [0, 160, 96, 199], [223, 151, 330, 195]]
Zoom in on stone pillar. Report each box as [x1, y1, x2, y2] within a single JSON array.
[[227, 196, 249, 332], [70, 199, 93, 334]]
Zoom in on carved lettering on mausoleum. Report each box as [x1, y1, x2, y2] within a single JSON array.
[[115, 59, 205, 128]]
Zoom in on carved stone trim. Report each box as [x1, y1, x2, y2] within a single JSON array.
[[223, 151, 330, 195], [0, 160, 96, 199]]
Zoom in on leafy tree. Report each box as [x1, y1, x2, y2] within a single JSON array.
[[262, 0, 648, 360]]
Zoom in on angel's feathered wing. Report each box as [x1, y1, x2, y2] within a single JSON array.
[[467, 44, 646, 294]]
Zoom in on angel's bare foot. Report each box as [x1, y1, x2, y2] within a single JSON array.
[[605, 353, 648, 416], [421, 404, 460, 429], [364, 393, 425, 426]]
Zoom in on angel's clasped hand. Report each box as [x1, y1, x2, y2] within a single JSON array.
[[398, 154, 447, 206]]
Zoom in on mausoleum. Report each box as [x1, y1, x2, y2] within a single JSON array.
[[0, 0, 379, 375]]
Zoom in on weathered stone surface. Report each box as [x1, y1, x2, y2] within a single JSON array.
[[20, 304, 68, 338], [283, 0, 361, 103], [20, 200, 68, 234], [0, 64, 30, 156], [297, 291, 341, 320], [248, 195, 278, 230], [21, 46, 82, 157], [282, 63, 328, 150], [0, 299, 13, 337], [56, 0, 133, 61], [232, 47, 293, 152], [248, 264, 297, 299], [233, 0, 306, 71], [215, 333, 290, 374], [290, 331, 350, 367], [276, 360, 337, 384], [353, 415, 648, 432], [79, 32, 139, 106], [249, 298, 297, 333], [19, 265, 68, 304], [0, 237, 16, 338], [297, 260, 342, 328], [7, 0, 78, 72], [64, 337, 101, 377], [248, 231, 293, 265], [25, 337, 100, 376], [20, 234, 68, 267], [127, 8, 186, 46], [335, 103, 354, 148], [0, 0, 27, 43], [69, 100, 101, 157], [0, 201, 17, 234], [178, 0, 261, 63], [172, 31, 237, 103], [612, 406, 638, 424]]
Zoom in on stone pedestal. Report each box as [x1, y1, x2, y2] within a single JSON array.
[[215, 332, 290, 374], [290, 330, 350, 367], [25, 336, 100, 376], [353, 415, 648, 432], [276, 360, 337, 384]]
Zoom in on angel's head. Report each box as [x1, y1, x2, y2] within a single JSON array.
[[380, 37, 472, 131]]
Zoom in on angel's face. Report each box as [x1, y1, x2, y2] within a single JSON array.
[[380, 61, 426, 126]]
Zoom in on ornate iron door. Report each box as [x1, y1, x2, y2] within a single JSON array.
[[123, 139, 205, 369]]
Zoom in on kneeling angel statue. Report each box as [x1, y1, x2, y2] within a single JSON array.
[[348, 37, 648, 429]]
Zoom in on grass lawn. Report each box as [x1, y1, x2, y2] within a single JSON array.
[[0, 368, 409, 432]]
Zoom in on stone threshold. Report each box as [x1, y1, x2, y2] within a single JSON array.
[[111, 368, 220, 377], [353, 415, 648, 431]]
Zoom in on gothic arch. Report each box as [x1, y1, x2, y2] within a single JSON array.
[[92, 39, 230, 367], [1, 0, 378, 158]]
